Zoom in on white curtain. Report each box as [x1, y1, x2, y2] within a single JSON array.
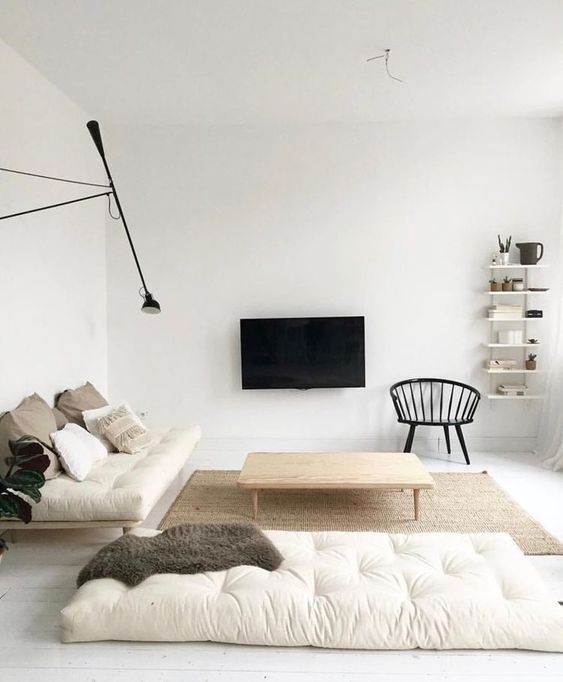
[[538, 346, 563, 470], [537, 206, 563, 469]]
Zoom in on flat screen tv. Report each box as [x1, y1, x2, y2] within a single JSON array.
[[240, 316, 365, 389]]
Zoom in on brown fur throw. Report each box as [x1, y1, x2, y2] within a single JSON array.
[[77, 523, 284, 587]]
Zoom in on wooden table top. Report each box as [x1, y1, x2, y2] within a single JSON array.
[[237, 452, 435, 490]]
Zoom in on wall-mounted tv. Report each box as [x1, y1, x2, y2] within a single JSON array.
[[240, 316, 365, 389]]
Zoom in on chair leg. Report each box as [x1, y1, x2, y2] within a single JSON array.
[[404, 425, 416, 453], [443, 425, 451, 454], [455, 425, 470, 465]]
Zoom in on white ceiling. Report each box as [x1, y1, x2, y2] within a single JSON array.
[[2, 0, 563, 125]]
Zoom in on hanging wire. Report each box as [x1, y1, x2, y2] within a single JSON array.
[[0, 166, 111, 188], [107, 193, 121, 219], [366, 48, 403, 83]]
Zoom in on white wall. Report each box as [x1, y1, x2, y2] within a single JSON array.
[[0, 40, 108, 410], [105, 119, 562, 452]]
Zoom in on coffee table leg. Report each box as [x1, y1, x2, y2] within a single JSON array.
[[413, 489, 420, 520], [251, 490, 258, 519]]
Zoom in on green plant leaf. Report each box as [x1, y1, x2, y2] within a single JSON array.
[[9, 438, 44, 457], [0, 494, 20, 518], [20, 485, 42, 503], [16, 454, 50, 474], [5, 469, 45, 488], [1, 492, 32, 523], [0, 491, 32, 522]]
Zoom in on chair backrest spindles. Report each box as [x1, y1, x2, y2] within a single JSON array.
[[399, 384, 411, 421], [409, 382, 418, 421], [419, 382, 426, 422], [390, 378, 480, 426], [454, 388, 465, 420]]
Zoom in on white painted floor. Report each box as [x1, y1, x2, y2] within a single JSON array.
[[1, 446, 562, 681]]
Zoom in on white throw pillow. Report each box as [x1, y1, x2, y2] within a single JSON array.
[[82, 404, 116, 451], [83, 402, 143, 452], [50, 424, 106, 481]]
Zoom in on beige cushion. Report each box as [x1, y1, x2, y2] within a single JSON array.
[[56, 382, 108, 428], [52, 407, 69, 430], [0, 394, 61, 479], [97, 404, 153, 454]]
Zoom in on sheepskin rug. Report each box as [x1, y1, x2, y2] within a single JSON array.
[[77, 523, 284, 587]]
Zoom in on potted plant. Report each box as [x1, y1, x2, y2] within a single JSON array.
[[527, 338, 539, 345], [0, 436, 50, 525], [498, 234, 512, 265], [525, 353, 537, 370], [489, 278, 502, 292], [502, 276, 513, 292]]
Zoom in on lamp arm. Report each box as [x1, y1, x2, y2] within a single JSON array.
[[110, 190, 151, 295], [0, 191, 111, 221], [86, 121, 151, 296], [0, 166, 110, 189]]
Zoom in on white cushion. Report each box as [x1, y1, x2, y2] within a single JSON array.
[[61, 530, 563, 651], [83, 402, 143, 451], [27, 427, 200, 521], [82, 404, 116, 450], [50, 424, 107, 481]]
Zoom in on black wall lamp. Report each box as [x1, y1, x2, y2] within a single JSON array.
[[0, 121, 161, 314]]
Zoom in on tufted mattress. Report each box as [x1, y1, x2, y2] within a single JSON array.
[[20, 427, 201, 523], [61, 529, 563, 650]]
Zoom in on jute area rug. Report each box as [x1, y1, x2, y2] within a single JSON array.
[[159, 470, 563, 555]]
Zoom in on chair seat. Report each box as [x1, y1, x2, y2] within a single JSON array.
[[399, 418, 473, 426]]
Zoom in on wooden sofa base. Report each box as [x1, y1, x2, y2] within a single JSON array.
[[0, 520, 141, 541]]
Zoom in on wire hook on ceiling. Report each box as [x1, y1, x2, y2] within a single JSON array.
[[366, 48, 403, 83]]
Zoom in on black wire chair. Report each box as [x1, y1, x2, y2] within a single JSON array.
[[389, 378, 481, 465]]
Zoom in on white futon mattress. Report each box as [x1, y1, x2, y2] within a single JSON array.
[[28, 427, 201, 522], [61, 530, 563, 651]]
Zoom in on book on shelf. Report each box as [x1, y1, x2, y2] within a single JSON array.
[[487, 359, 518, 369], [497, 330, 523, 344], [489, 313, 523, 319], [489, 307, 523, 317], [498, 384, 528, 395], [490, 305, 523, 311]]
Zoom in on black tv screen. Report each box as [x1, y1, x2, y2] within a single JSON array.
[[240, 316, 365, 389]]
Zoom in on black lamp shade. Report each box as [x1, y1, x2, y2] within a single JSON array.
[[141, 292, 161, 314]]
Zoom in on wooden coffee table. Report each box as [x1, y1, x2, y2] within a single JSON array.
[[237, 452, 434, 521]]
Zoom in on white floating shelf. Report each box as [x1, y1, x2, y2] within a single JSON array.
[[486, 317, 544, 322], [483, 369, 542, 374], [483, 343, 541, 348], [486, 394, 544, 400], [487, 291, 548, 295], [488, 264, 549, 269]]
